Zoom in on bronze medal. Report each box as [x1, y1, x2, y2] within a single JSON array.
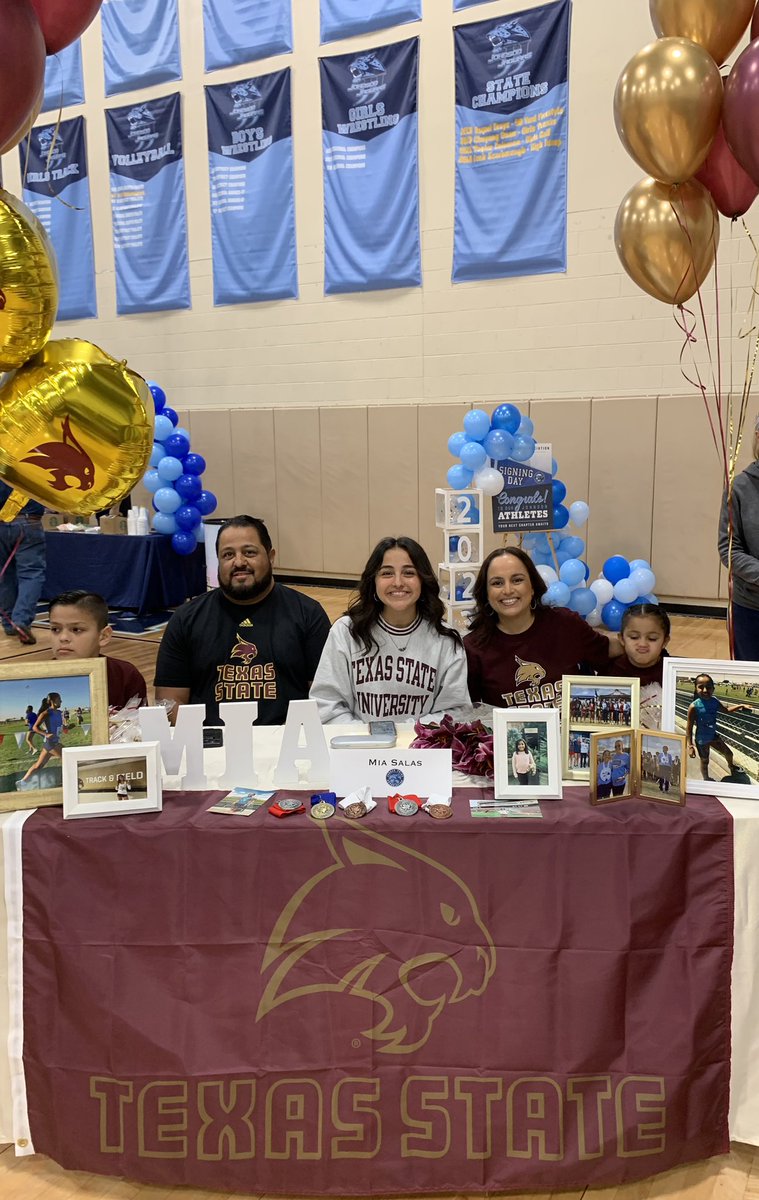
[[310, 800, 335, 820], [344, 801, 368, 819], [426, 803, 453, 819]]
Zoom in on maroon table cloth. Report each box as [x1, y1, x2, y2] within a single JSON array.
[[21, 787, 733, 1194]]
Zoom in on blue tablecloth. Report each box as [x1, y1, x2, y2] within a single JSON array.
[[43, 532, 206, 613]]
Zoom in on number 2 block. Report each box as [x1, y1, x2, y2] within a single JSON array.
[[439, 564, 478, 604], [435, 488, 483, 529]]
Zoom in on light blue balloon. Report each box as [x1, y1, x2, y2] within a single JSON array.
[[448, 431, 467, 457], [157, 456, 184, 483], [556, 550, 572, 566], [640, 593, 659, 604], [630, 567, 656, 596], [569, 500, 590, 526], [143, 469, 162, 493], [154, 487, 182, 514], [543, 581, 571, 608], [522, 534, 539, 551], [535, 533, 551, 554], [569, 587, 597, 616], [149, 442, 164, 468], [447, 464, 474, 489], [511, 435, 536, 462], [463, 409, 491, 442], [483, 429, 514, 461], [517, 416, 534, 437], [153, 414, 174, 443], [614, 577, 639, 604], [561, 536, 585, 558], [551, 458, 559, 476], [629, 559, 651, 572], [532, 551, 553, 566], [460, 440, 488, 471], [559, 558, 585, 588], [152, 512, 177, 535]]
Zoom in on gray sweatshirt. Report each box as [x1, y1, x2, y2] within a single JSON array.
[[718, 461, 759, 610]]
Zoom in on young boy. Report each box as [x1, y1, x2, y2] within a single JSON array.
[[48, 591, 148, 710]]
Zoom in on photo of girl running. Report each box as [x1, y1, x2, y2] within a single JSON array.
[[685, 674, 752, 782], [20, 694, 64, 786]]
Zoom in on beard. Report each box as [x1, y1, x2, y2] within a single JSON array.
[[220, 562, 273, 603]]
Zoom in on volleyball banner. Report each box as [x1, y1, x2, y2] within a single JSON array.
[[41, 41, 84, 113], [320, 0, 421, 44], [105, 93, 191, 315], [203, 0, 293, 72], [453, 0, 571, 282], [20, 117, 97, 321], [205, 70, 298, 305], [102, 0, 182, 97], [320, 37, 421, 294]]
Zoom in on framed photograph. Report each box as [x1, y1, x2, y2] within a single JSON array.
[[493, 708, 562, 800], [561, 677, 641, 781], [589, 728, 635, 805], [63, 741, 162, 819], [637, 730, 686, 806], [662, 658, 759, 800], [0, 658, 108, 812]]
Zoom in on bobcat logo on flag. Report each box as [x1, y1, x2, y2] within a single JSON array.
[[488, 19, 533, 75], [127, 104, 159, 152], [21, 416, 95, 494], [37, 126, 65, 171], [348, 52, 386, 105], [229, 80, 263, 129]]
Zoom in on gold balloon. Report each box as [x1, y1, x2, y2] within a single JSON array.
[[615, 176, 720, 305], [0, 188, 58, 371], [614, 38, 723, 184], [0, 339, 154, 520], [650, 0, 755, 67]]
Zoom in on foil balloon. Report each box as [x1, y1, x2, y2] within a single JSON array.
[[615, 177, 720, 306], [650, 0, 755, 67], [723, 40, 759, 188], [0, 82, 43, 156], [28, 0, 102, 55], [0, 0, 46, 154], [614, 39, 722, 184], [754, 4, 759, 39], [696, 122, 759, 218], [0, 339, 154, 521], [0, 189, 58, 371]]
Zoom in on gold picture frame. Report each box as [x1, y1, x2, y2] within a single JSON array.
[[0, 658, 109, 812], [637, 730, 686, 807], [561, 676, 641, 782], [589, 727, 635, 805]]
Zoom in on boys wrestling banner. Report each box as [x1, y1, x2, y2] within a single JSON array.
[[205, 70, 298, 305], [203, 0, 293, 72], [320, 38, 421, 294], [102, 0, 182, 97], [19, 117, 97, 320], [453, 0, 571, 282], [105, 93, 191, 315], [320, 0, 421, 44], [41, 41, 84, 113]]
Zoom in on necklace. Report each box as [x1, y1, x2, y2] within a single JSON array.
[[378, 613, 422, 653]]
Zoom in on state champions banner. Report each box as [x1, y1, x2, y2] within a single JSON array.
[[205, 71, 298, 305], [105, 93, 191, 315], [203, 0, 293, 71], [453, 0, 571, 282], [20, 117, 97, 320], [41, 41, 85, 113], [320, 38, 421, 295], [102, 0, 182, 98], [320, 0, 421, 44]]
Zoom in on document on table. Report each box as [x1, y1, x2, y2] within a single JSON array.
[[469, 798, 544, 819]]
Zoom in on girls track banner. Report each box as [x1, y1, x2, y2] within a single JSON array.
[[453, 0, 571, 282], [205, 70, 298, 305], [202, 0, 293, 72], [320, 0, 422, 44], [105, 92, 191, 315], [101, 0, 182, 97], [320, 37, 421, 294], [41, 41, 84, 113], [20, 117, 97, 321]]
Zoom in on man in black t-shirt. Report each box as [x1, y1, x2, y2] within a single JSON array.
[[154, 516, 331, 725]]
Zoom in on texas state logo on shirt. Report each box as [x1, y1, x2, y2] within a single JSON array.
[[214, 622, 276, 703], [500, 654, 560, 708]]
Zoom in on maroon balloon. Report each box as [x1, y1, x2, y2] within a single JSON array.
[[28, 0, 102, 55], [696, 122, 759, 218], [753, 3, 759, 39], [724, 40, 759, 187], [0, 0, 45, 155]]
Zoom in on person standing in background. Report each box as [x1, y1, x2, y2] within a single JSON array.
[[0, 483, 46, 646], [718, 416, 759, 659]]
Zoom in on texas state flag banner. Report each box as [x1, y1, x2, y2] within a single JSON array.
[[320, 0, 421, 44], [19, 117, 97, 320], [320, 38, 421, 294], [205, 70, 298, 305], [203, 0, 293, 71], [105, 93, 191, 315], [453, 0, 571, 282], [41, 41, 85, 113], [101, 0, 182, 98]]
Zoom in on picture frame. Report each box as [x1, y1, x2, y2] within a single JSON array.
[[661, 658, 759, 800], [63, 741, 162, 819], [589, 728, 635, 805], [0, 658, 109, 812], [637, 730, 686, 807], [493, 707, 562, 800], [561, 677, 641, 781]]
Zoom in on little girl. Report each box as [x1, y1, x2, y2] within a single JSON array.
[[685, 673, 752, 781], [511, 737, 536, 785], [602, 603, 671, 729]]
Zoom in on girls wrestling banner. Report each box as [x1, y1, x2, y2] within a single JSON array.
[[453, 0, 571, 282], [205, 70, 298, 305], [41, 41, 84, 113], [320, 0, 421, 44], [202, 0, 293, 72], [102, 0, 182, 97]]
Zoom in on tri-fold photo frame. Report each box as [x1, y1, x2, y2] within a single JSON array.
[[590, 728, 686, 807]]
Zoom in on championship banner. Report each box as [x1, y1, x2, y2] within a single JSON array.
[[320, 0, 421, 44], [41, 41, 85, 113], [203, 0, 293, 71], [320, 38, 421, 294], [205, 70, 298, 305], [102, 0, 182, 98], [105, 93, 191, 315], [453, 0, 571, 282], [19, 117, 97, 321]]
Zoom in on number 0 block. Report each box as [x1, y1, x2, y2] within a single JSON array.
[[443, 529, 482, 567], [435, 488, 483, 529]]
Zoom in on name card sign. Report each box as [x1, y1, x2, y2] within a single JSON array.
[[329, 748, 452, 799]]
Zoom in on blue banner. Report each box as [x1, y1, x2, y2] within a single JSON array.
[[105, 93, 191, 315], [20, 117, 97, 321], [102, 0, 182, 97], [320, 0, 421, 44], [453, 0, 571, 282], [205, 71, 298, 305], [203, 0, 293, 71], [453, 0, 498, 9], [320, 38, 421, 294], [41, 41, 85, 113]]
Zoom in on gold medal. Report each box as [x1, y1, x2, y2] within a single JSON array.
[[426, 803, 453, 820], [310, 800, 335, 820], [344, 801, 368, 819]]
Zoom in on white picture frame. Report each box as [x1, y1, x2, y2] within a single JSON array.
[[62, 742, 163, 819], [493, 707, 562, 800], [661, 658, 759, 800]]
